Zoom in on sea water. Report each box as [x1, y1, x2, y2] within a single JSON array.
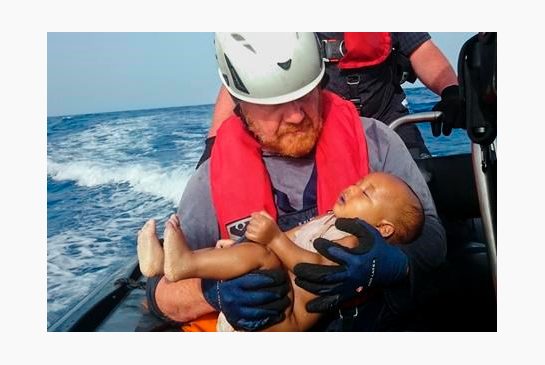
[[46, 87, 471, 328]]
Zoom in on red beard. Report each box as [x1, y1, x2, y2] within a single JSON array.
[[248, 115, 322, 157]]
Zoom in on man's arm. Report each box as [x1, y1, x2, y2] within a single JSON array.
[[401, 33, 465, 136], [153, 277, 215, 322], [367, 119, 447, 314], [209, 85, 235, 137], [368, 118, 447, 269], [410, 39, 458, 95]]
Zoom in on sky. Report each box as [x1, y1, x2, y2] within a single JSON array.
[[47, 32, 476, 117]]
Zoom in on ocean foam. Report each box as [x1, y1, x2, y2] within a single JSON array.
[[47, 158, 192, 205]]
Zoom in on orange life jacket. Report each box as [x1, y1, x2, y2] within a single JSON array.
[[181, 312, 219, 332]]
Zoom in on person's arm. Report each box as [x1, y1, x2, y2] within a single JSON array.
[[245, 211, 328, 270], [366, 119, 446, 268], [153, 277, 215, 322], [374, 123, 446, 316], [196, 86, 235, 168], [209, 85, 236, 137], [367, 119, 447, 309], [410, 39, 458, 95], [293, 218, 410, 312], [153, 267, 289, 325], [401, 33, 465, 136], [151, 256, 291, 329]]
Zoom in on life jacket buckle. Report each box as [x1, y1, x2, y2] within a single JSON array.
[[322, 39, 345, 63], [346, 74, 360, 86], [345, 74, 362, 113]]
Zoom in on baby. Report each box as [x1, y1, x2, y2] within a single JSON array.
[[137, 172, 424, 331]]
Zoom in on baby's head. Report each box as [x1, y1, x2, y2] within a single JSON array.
[[332, 172, 424, 244]]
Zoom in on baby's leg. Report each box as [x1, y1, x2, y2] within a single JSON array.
[[163, 214, 194, 282], [163, 213, 281, 282], [136, 219, 164, 277]]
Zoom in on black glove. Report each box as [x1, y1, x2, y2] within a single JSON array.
[[202, 269, 290, 331], [293, 218, 409, 313], [431, 85, 465, 137]]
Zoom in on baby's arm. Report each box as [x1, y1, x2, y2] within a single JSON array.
[[245, 211, 345, 271]]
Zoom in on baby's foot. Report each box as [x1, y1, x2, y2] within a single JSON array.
[[163, 214, 191, 282], [137, 219, 164, 277]]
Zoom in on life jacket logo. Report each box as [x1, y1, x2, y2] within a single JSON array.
[[226, 217, 251, 240], [367, 258, 376, 288]]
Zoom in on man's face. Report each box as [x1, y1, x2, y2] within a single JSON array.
[[240, 87, 323, 157]]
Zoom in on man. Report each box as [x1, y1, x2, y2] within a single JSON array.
[[141, 32, 446, 331], [198, 32, 462, 167]]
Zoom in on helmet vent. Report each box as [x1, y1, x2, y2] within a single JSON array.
[[243, 44, 256, 54], [224, 54, 249, 94], [222, 74, 230, 87], [277, 59, 292, 71], [231, 33, 246, 41], [230, 33, 256, 54]]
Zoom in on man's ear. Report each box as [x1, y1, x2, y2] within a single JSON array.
[[376, 220, 395, 239]]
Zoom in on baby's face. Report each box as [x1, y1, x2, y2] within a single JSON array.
[[332, 172, 404, 225]]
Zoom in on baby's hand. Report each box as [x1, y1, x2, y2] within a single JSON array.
[[245, 211, 282, 245], [216, 239, 235, 249]]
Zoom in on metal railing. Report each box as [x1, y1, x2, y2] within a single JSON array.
[[389, 111, 496, 294], [388, 111, 442, 131]]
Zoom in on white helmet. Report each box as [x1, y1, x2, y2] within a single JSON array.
[[214, 32, 325, 105]]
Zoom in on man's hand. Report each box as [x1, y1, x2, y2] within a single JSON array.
[[245, 211, 282, 246], [293, 218, 409, 313], [431, 85, 466, 137], [201, 269, 290, 331]]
